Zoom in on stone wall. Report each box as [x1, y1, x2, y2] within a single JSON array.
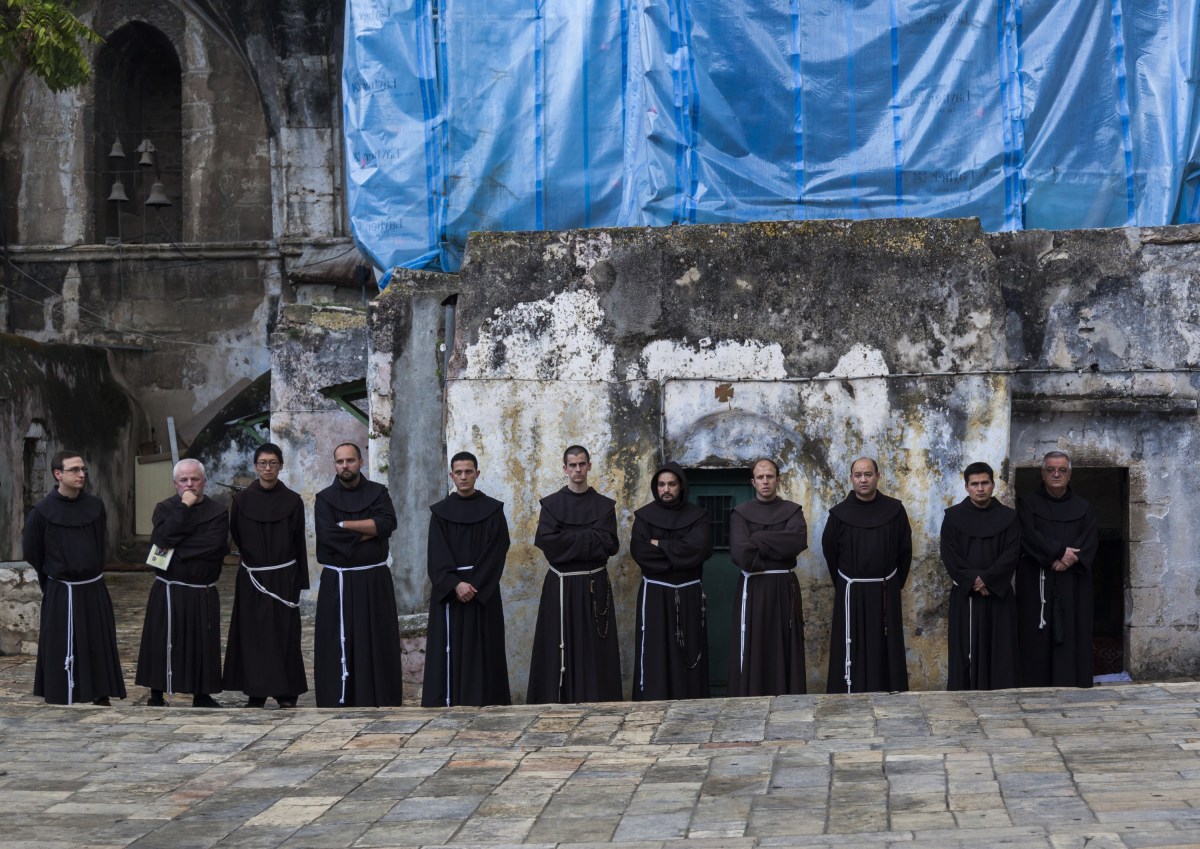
[[378, 219, 1014, 697], [270, 304, 370, 596], [995, 226, 1200, 680], [0, 563, 39, 655], [372, 219, 1200, 696], [0, 1, 359, 561], [0, 334, 140, 562]]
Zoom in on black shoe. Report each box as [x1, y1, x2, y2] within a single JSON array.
[[147, 690, 167, 707], [245, 697, 267, 709], [192, 694, 222, 708], [92, 696, 111, 706], [275, 696, 297, 709]]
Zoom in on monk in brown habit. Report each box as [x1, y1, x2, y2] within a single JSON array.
[[728, 458, 808, 696], [422, 451, 512, 707], [23, 450, 126, 706], [527, 445, 622, 703], [136, 459, 229, 707], [822, 457, 912, 694], [630, 461, 712, 701], [223, 442, 309, 708], [1016, 450, 1097, 688], [941, 461, 1020, 690]]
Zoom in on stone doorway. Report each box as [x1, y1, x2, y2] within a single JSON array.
[[689, 468, 754, 697]]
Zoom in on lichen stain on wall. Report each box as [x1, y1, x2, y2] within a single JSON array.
[[446, 377, 661, 696], [634, 338, 787, 382], [661, 371, 1010, 690], [461, 289, 616, 381]]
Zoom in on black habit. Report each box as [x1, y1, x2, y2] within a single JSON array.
[[941, 497, 1020, 690], [1016, 485, 1098, 688], [135, 495, 229, 695], [421, 491, 512, 707], [223, 480, 310, 701], [527, 486, 622, 703], [630, 462, 712, 701], [23, 489, 126, 704], [822, 492, 912, 694], [727, 496, 808, 696], [314, 477, 404, 707]]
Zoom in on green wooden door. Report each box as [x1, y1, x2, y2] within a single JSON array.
[[689, 469, 754, 697]]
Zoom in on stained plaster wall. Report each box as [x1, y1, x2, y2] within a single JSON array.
[[995, 226, 1200, 680], [269, 304, 369, 598], [0, 0, 343, 245], [379, 219, 1012, 698], [3, 246, 280, 431], [0, 0, 352, 475], [0, 333, 139, 562]]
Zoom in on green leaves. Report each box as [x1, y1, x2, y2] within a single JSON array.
[[0, 0, 102, 93]]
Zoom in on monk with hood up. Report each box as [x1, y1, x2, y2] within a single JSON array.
[[630, 461, 713, 701]]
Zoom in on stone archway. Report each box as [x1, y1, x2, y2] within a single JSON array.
[[93, 22, 183, 245]]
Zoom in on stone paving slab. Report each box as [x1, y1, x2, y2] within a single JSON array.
[[3, 573, 1200, 847]]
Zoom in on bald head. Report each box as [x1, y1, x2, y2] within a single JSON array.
[[850, 457, 879, 501]]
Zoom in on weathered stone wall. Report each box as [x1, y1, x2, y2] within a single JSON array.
[[3, 246, 280, 431], [0, 1, 353, 560], [0, 334, 140, 562], [0, 563, 40, 655], [381, 219, 1014, 697], [995, 226, 1200, 680], [370, 272, 463, 616], [0, 0, 342, 245], [270, 304, 369, 595]]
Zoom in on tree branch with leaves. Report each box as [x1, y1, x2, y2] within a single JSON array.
[[0, 0, 101, 92]]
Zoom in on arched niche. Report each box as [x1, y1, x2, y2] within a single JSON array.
[[93, 22, 183, 245]]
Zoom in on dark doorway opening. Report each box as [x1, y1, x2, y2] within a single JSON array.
[[688, 468, 753, 697], [22, 431, 47, 515], [1014, 466, 1129, 679]]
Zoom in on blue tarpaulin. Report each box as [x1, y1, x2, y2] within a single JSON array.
[[343, 0, 1200, 278]]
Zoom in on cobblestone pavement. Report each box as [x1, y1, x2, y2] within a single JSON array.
[[1, 572, 1199, 848]]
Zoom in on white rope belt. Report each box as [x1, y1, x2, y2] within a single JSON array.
[[155, 575, 219, 696], [322, 560, 388, 705], [241, 559, 300, 608], [838, 568, 898, 693], [549, 565, 607, 693], [52, 573, 104, 705], [739, 569, 792, 673], [443, 565, 475, 707], [1039, 568, 1048, 630], [639, 576, 702, 691]]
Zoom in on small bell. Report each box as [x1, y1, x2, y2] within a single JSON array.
[[107, 179, 130, 202], [108, 139, 126, 159], [145, 181, 171, 207], [136, 138, 156, 167]]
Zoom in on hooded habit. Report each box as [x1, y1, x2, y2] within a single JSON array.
[[821, 490, 912, 694], [1016, 484, 1098, 688], [726, 478, 808, 697], [421, 487, 512, 707], [527, 478, 622, 704], [941, 495, 1020, 690], [630, 462, 713, 701]]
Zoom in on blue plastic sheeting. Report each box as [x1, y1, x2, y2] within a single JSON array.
[[343, 0, 1200, 277]]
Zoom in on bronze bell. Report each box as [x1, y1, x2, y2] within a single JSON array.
[[145, 181, 171, 207], [107, 179, 130, 202]]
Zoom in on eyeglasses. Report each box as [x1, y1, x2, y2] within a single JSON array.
[[1044, 467, 1069, 476], [61, 467, 88, 475], [255, 460, 281, 468]]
